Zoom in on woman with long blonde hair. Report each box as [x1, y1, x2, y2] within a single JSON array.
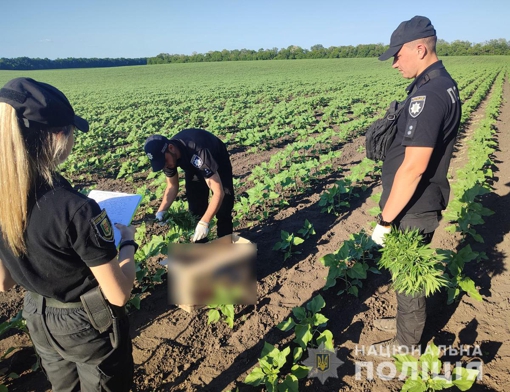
[[0, 77, 136, 392]]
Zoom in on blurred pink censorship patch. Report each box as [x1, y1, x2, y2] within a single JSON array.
[[161, 234, 256, 308]]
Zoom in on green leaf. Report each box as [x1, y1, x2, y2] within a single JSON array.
[[293, 347, 303, 363], [261, 342, 277, 358], [367, 206, 381, 216], [447, 287, 460, 304], [277, 317, 296, 332], [368, 267, 381, 274], [452, 367, 479, 391], [244, 367, 265, 386], [320, 253, 337, 267], [394, 354, 418, 374], [346, 262, 367, 279], [292, 307, 307, 322], [316, 330, 334, 351], [292, 236, 305, 246], [347, 286, 359, 296], [455, 244, 478, 265], [425, 342, 441, 359], [418, 353, 442, 375], [31, 360, 40, 371], [401, 378, 427, 392], [129, 295, 141, 310], [1, 346, 17, 359], [458, 277, 483, 301], [0, 322, 12, 336], [294, 324, 313, 349], [278, 374, 298, 392], [471, 233, 484, 243], [221, 304, 235, 322], [445, 224, 457, 233], [259, 358, 273, 374], [275, 347, 290, 369], [428, 377, 453, 389], [265, 374, 278, 392], [306, 294, 326, 313], [312, 313, 329, 327], [208, 309, 221, 324], [273, 242, 283, 251], [291, 364, 310, 379]]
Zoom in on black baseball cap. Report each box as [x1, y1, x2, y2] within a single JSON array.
[[379, 16, 436, 61], [0, 77, 89, 132], [144, 135, 170, 171]]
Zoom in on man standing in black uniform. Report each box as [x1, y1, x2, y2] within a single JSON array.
[[370, 16, 461, 352], [144, 129, 234, 242]]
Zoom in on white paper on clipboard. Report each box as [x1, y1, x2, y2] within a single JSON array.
[[88, 190, 142, 247]]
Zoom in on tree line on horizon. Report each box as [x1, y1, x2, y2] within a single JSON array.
[[0, 57, 146, 71], [148, 39, 510, 64], [1, 39, 508, 70]]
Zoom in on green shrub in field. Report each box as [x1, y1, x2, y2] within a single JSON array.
[[378, 229, 449, 297]]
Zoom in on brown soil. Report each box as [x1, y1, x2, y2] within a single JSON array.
[[1, 79, 510, 392]]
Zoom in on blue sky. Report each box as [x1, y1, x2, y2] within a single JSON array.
[[1, 0, 508, 59]]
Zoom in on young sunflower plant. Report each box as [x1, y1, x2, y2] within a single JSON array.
[[378, 229, 449, 297]]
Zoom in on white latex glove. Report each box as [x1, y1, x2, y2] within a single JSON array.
[[155, 211, 165, 221], [371, 224, 392, 247], [192, 221, 209, 242]]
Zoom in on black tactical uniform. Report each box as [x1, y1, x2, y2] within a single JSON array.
[[163, 128, 234, 237], [0, 175, 133, 392], [380, 60, 461, 346], [381, 60, 461, 226]]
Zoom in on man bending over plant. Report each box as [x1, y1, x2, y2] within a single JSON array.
[[370, 16, 461, 352], [144, 129, 234, 242]]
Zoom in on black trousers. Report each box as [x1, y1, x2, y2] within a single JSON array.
[[393, 212, 439, 348], [23, 292, 133, 392], [185, 167, 234, 238]]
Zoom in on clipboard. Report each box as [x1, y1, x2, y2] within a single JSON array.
[[88, 190, 142, 247]]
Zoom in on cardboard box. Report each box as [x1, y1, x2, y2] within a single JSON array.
[[161, 234, 256, 313]]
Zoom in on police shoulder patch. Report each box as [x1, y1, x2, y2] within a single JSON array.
[[409, 95, 426, 118], [91, 209, 115, 243], [191, 154, 203, 168]]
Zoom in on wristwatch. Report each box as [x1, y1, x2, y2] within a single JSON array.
[[119, 239, 139, 253], [376, 213, 392, 227]]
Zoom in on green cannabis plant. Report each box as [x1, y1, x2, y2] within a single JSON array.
[[378, 229, 449, 297]]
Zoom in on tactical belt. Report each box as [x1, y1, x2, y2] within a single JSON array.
[[29, 287, 126, 335], [29, 291, 83, 309]]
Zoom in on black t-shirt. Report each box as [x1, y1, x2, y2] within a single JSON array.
[[381, 60, 461, 215], [163, 128, 231, 181], [0, 175, 117, 302]]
